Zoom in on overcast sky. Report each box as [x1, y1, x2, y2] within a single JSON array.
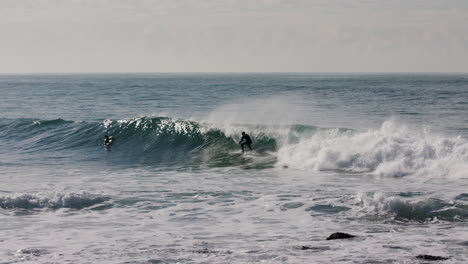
[[1, 0, 467, 73]]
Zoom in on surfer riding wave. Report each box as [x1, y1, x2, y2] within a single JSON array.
[[239, 132, 252, 153]]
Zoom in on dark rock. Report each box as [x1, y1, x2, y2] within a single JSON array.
[[326, 232, 355, 240], [416, 255, 450, 261]]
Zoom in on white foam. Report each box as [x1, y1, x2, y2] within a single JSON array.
[[0, 191, 109, 209], [355, 192, 467, 222], [276, 120, 468, 178]]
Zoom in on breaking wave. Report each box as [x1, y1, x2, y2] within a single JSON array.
[[356, 192, 468, 222], [276, 120, 468, 178], [0, 117, 467, 177], [0, 192, 110, 210]]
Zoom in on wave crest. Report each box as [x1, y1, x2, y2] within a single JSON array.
[[356, 192, 468, 222], [0, 192, 110, 210], [2, 117, 467, 176], [101, 117, 279, 167]]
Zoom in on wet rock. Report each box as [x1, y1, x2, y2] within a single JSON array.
[[326, 232, 355, 240], [416, 254, 450, 261]]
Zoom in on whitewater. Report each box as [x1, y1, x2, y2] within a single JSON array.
[[0, 73, 467, 263]]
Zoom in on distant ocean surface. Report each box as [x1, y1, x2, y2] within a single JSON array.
[[1, 73, 467, 263]]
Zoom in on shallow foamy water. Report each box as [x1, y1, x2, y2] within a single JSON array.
[[1, 165, 467, 263]]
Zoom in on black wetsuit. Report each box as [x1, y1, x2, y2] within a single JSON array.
[[239, 134, 252, 152], [104, 136, 113, 146]]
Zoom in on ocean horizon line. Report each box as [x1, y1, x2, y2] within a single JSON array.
[[1, 71, 467, 75]]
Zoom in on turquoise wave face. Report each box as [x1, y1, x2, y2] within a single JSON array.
[[0, 117, 283, 168]]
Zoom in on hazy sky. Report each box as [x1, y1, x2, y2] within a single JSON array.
[[1, 0, 467, 72]]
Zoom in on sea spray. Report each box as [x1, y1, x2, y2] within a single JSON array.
[[276, 120, 468, 178]]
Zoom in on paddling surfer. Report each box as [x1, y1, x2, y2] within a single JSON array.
[[104, 135, 114, 146]]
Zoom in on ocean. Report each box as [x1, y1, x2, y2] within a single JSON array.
[[0, 73, 467, 263]]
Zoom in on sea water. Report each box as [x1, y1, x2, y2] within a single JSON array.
[[0, 73, 467, 263]]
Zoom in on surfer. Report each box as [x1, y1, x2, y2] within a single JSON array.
[[104, 135, 114, 146], [239, 132, 252, 153]]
